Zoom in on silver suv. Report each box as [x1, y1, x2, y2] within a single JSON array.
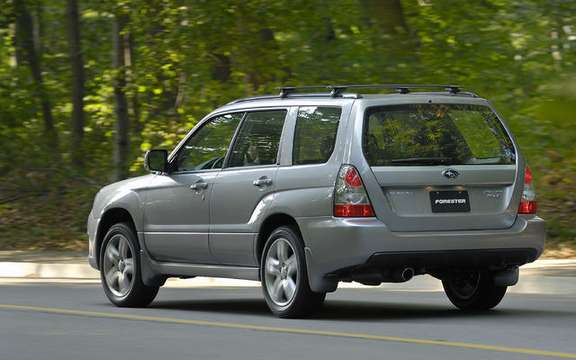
[[87, 84, 545, 318]]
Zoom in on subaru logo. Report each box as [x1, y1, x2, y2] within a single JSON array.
[[442, 168, 459, 179]]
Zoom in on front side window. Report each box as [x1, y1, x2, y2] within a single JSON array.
[[175, 113, 243, 172], [293, 106, 341, 165], [227, 110, 287, 168], [363, 104, 515, 166]]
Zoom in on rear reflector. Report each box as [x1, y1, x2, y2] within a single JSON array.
[[518, 200, 537, 214], [518, 166, 537, 214], [334, 204, 375, 217], [334, 165, 375, 217]]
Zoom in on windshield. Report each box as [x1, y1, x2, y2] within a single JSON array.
[[363, 103, 516, 166]]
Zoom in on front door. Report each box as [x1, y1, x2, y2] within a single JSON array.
[[210, 109, 288, 266], [143, 113, 243, 263]]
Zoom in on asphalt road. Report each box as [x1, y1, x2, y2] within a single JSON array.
[[0, 270, 575, 360]]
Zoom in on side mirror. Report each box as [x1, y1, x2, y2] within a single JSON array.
[[144, 149, 168, 173]]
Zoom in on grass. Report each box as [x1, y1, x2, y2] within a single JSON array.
[[0, 173, 94, 252]]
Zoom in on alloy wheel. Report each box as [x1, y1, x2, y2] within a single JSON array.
[[264, 238, 299, 306], [103, 234, 135, 297]]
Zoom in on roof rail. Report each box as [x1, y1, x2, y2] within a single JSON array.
[[330, 84, 461, 94], [278, 84, 462, 96], [226, 83, 470, 105], [278, 85, 328, 98]]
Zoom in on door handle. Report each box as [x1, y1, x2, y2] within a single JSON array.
[[190, 181, 208, 191], [252, 176, 273, 187]]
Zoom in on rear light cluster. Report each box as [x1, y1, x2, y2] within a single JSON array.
[[518, 166, 537, 214], [334, 165, 375, 217]]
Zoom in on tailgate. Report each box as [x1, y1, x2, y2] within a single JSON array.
[[362, 103, 520, 232], [369, 165, 518, 231]]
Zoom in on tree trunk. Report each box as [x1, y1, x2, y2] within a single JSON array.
[[126, 32, 142, 134], [358, 0, 419, 81], [66, 0, 85, 167], [113, 13, 130, 181], [14, 0, 59, 151], [211, 53, 231, 82], [360, 0, 409, 34]]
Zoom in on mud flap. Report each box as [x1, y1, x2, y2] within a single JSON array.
[[493, 267, 519, 287], [305, 247, 338, 293]]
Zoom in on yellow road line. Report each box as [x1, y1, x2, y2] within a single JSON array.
[[1, 303, 575, 359]]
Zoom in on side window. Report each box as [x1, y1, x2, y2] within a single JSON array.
[[175, 113, 243, 172], [293, 106, 341, 165], [227, 110, 287, 168]]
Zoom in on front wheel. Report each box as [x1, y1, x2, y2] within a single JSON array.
[[260, 226, 325, 318], [100, 223, 159, 307], [442, 270, 507, 311]]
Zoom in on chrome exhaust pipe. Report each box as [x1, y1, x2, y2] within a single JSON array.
[[390, 267, 414, 282], [401, 267, 414, 282]]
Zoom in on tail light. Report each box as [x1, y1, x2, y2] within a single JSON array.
[[518, 166, 537, 214], [334, 165, 375, 217]]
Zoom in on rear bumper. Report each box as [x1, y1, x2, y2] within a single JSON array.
[[366, 248, 537, 269], [297, 215, 545, 292]]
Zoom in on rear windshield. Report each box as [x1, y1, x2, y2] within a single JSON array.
[[363, 104, 516, 166]]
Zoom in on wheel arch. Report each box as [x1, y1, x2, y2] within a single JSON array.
[[256, 213, 303, 265], [96, 208, 138, 268]]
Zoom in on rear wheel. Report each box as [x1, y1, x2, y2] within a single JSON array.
[[442, 270, 507, 311], [260, 226, 325, 318], [100, 223, 159, 307]]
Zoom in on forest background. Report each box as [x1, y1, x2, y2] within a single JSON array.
[[0, 0, 575, 256]]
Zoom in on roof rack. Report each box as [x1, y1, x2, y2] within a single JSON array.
[[331, 84, 461, 95], [227, 83, 472, 105]]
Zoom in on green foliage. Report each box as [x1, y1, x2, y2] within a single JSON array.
[[0, 0, 576, 251]]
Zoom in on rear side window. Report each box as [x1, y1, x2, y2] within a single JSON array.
[[363, 104, 515, 166], [293, 107, 341, 165], [227, 110, 287, 168]]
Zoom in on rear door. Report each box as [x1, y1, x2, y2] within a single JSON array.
[[210, 109, 288, 265], [361, 102, 521, 232]]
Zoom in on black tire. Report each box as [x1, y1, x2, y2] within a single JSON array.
[[100, 223, 159, 307], [260, 226, 325, 318], [442, 270, 507, 311]]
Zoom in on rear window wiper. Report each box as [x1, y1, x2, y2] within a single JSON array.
[[389, 157, 455, 165]]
